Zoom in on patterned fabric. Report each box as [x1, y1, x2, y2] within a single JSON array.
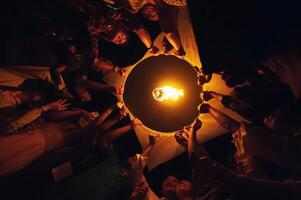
[[163, 0, 187, 7]]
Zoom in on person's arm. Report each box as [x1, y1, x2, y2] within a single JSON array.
[[99, 118, 142, 146], [83, 80, 123, 95], [96, 107, 127, 131], [8, 108, 44, 132], [141, 135, 158, 157], [8, 99, 69, 132], [207, 157, 301, 199], [190, 137, 301, 199], [188, 119, 208, 158], [44, 108, 91, 121], [89, 104, 118, 127]]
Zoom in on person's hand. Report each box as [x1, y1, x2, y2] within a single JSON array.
[[198, 103, 210, 114], [111, 85, 123, 95], [175, 130, 188, 149], [129, 182, 149, 200], [149, 46, 159, 54], [193, 119, 202, 131], [148, 134, 159, 146], [80, 109, 95, 120], [118, 106, 128, 119], [43, 99, 70, 111], [197, 73, 212, 86], [75, 86, 92, 102], [115, 66, 126, 77], [131, 118, 143, 129]]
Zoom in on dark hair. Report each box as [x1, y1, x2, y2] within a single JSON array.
[[100, 22, 130, 46]]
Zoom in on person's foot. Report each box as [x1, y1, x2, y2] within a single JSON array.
[[202, 91, 214, 101], [198, 103, 210, 113]]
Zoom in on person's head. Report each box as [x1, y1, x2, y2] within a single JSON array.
[[176, 180, 193, 199], [161, 176, 178, 199], [102, 24, 129, 45], [140, 3, 159, 21]]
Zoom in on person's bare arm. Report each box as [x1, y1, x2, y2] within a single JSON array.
[[96, 107, 127, 131], [83, 80, 123, 95], [141, 135, 158, 157], [45, 108, 90, 121], [188, 119, 208, 158], [99, 118, 142, 145]]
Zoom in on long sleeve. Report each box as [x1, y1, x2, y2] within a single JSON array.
[[8, 108, 43, 132]]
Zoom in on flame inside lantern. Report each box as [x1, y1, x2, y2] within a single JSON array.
[[152, 86, 184, 102]]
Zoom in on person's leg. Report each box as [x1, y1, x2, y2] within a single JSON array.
[[199, 103, 241, 133]]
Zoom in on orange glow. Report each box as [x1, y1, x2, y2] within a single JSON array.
[[152, 86, 184, 102]]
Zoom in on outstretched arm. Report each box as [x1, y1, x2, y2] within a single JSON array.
[[96, 107, 127, 132], [97, 118, 142, 148], [141, 135, 158, 157], [89, 104, 117, 127], [188, 119, 208, 159]]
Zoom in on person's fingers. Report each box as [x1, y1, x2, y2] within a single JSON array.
[[175, 129, 184, 134], [183, 131, 189, 137], [59, 99, 68, 104], [61, 103, 71, 108], [59, 103, 70, 111]]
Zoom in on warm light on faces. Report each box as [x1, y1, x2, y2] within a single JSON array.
[[152, 86, 184, 102]]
